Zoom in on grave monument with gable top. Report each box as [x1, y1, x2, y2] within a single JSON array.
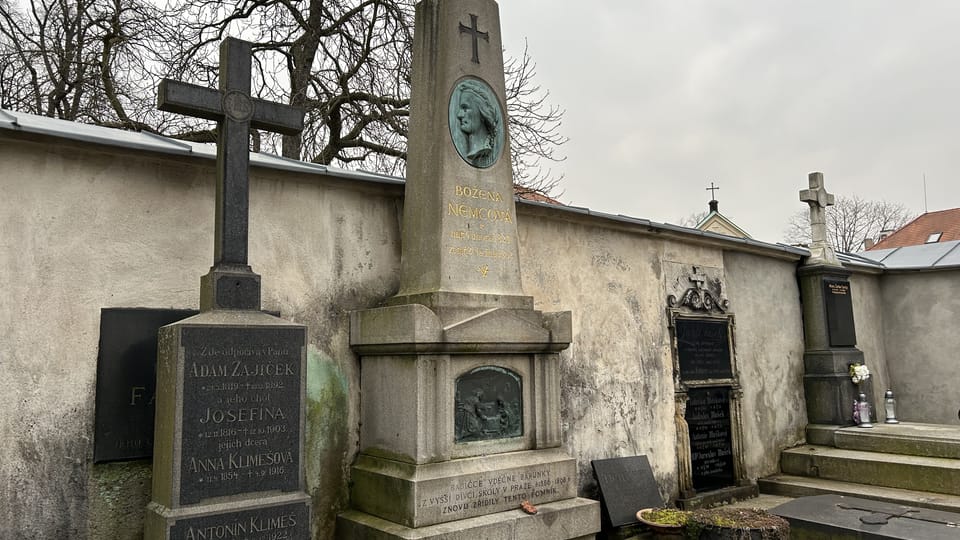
[[144, 37, 311, 540], [797, 172, 872, 428], [336, 0, 600, 538]]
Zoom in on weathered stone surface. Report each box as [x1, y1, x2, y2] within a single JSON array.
[[396, 0, 523, 302], [781, 445, 960, 495], [337, 497, 599, 540], [772, 494, 960, 540], [145, 492, 310, 540], [350, 449, 577, 528], [591, 456, 662, 527]]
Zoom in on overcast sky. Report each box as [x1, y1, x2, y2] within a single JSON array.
[[499, 1, 960, 243]]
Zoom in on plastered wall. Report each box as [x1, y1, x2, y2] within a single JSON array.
[[1, 132, 810, 538]]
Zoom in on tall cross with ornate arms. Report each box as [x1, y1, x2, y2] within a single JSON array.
[[799, 171, 840, 265], [158, 37, 304, 310]]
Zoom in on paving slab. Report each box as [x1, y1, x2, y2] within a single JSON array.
[[771, 494, 960, 539]]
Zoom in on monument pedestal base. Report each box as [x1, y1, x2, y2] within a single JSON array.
[[337, 497, 599, 540], [803, 349, 873, 425], [343, 297, 599, 539], [350, 449, 579, 528]]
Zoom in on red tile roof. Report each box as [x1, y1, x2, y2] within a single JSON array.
[[867, 208, 960, 250], [514, 188, 563, 205]]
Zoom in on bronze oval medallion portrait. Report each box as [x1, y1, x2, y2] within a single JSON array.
[[448, 78, 504, 169]]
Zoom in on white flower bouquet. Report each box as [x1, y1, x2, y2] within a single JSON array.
[[849, 363, 871, 384]]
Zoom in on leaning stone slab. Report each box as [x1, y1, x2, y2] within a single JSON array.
[[771, 494, 960, 540]]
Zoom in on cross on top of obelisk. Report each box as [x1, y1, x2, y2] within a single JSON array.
[[799, 171, 840, 265], [158, 37, 304, 310], [459, 13, 489, 64]]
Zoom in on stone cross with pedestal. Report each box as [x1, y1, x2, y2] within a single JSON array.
[[336, 1, 600, 538], [145, 37, 311, 540], [799, 172, 839, 266], [796, 172, 872, 431]]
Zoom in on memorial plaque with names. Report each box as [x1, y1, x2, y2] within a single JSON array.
[[177, 325, 304, 505], [591, 456, 663, 528], [823, 278, 857, 347], [94, 308, 195, 462], [686, 387, 735, 492], [168, 501, 309, 540], [675, 318, 732, 381]]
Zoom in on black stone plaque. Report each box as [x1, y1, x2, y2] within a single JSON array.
[[686, 387, 734, 492], [168, 501, 309, 540], [591, 456, 663, 528], [94, 308, 196, 462], [675, 318, 732, 381], [823, 278, 857, 347], [178, 326, 304, 505], [454, 366, 522, 443]]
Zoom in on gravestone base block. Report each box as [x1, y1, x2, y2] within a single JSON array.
[[676, 484, 759, 510], [803, 349, 873, 425], [200, 265, 262, 312], [149, 309, 310, 540], [145, 493, 310, 540], [350, 450, 579, 528], [344, 298, 599, 538], [337, 497, 599, 540]]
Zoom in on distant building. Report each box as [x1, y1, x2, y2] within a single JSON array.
[[696, 199, 751, 239], [865, 208, 960, 250]]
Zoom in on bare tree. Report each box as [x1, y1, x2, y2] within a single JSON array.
[[674, 210, 709, 229], [783, 195, 915, 252], [0, 0, 566, 197], [0, 0, 177, 129], [163, 0, 566, 195]]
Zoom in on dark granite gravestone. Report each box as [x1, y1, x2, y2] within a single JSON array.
[[94, 307, 280, 463], [823, 278, 857, 347], [591, 456, 663, 528], [144, 37, 310, 540], [94, 308, 195, 462], [685, 387, 735, 492], [772, 494, 960, 540], [676, 318, 732, 381]]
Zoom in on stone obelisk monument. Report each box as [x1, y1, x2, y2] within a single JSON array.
[[337, 1, 600, 538]]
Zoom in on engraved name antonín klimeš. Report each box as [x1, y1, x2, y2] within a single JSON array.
[[448, 78, 504, 169]]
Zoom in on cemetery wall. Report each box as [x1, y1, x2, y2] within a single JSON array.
[[879, 270, 960, 423], [2, 130, 809, 538], [849, 272, 893, 413], [722, 252, 807, 475]]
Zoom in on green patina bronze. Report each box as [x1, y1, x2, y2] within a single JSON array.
[[448, 77, 504, 168]]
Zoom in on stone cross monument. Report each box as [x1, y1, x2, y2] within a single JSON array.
[[338, 1, 600, 538], [795, 171, 871, 430], [145, 38, 311, 540], [799, 171, 839, 266]]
